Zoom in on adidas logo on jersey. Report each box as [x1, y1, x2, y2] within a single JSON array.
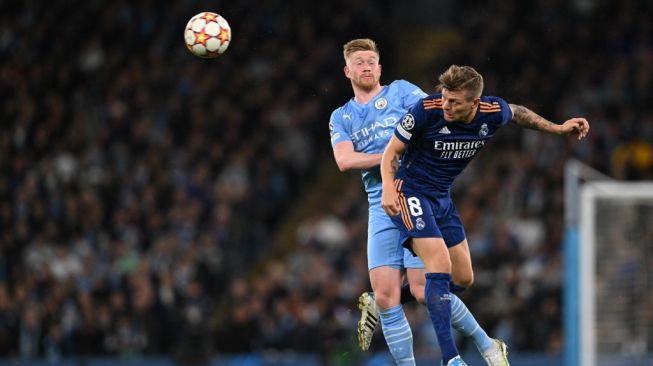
[[438, 126, 451, 134]]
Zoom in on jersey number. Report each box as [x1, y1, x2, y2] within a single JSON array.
[[407, 197, 423, 216]]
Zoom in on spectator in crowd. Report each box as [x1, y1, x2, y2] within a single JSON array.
[[1, 0, 651, 362]]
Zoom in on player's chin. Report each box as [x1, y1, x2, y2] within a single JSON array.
[[443, 113, 455, 121], [356, 78, 376, 89]]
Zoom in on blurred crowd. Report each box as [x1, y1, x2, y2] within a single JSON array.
[[1, 0, 652, 364]]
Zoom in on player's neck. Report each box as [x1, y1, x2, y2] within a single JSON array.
[[458, 108, 478, 124], [464, 109, 478, 124], [353, 84, 383, 105]]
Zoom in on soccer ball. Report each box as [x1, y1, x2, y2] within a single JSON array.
[[184, 12, 231, 58]]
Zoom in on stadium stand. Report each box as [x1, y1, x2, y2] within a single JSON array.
[[1, 0, 651, 364]]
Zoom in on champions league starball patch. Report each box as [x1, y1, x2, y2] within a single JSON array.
[[401, 114, 415, 130], [374, 97, 387, 109]]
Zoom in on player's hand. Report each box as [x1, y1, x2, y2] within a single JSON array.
[[560, 118, 590, 140], [381, 188, 401, 216]]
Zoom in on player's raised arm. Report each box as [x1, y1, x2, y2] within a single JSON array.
[[380, 135, 406, 216], [332, 141, 382, 172], [509, 104, 590, 140]]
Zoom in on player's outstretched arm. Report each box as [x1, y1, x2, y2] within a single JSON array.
[[380, 135, 405, 216], [509, 104, 590, 140]]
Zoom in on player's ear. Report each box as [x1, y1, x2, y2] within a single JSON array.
[[472, 97, 481, 108], [344, 65, 350, 78]]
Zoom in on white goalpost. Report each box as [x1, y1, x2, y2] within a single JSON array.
[[564, 160, 611, 366], [564, 160, 653, 366], [577, 181, 653, 366]]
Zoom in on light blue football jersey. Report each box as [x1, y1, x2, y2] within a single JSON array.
[[330, 80, 427, 204]]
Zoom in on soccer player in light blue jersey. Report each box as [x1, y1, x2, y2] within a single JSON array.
[[330, 39, 509, 366], [380, 65, 590, 366]]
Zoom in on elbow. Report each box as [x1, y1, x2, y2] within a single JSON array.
[[335, 160, 350, 172], [333, 150, 354, 171]]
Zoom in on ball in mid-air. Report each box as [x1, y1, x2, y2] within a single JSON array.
[[184, 12, 231, 58]]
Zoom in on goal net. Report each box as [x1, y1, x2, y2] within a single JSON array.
[[578, 181, 653, 366]]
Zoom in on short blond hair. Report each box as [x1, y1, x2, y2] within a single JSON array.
[[343, 38, 380, 61], [438, 65, 484, 99]]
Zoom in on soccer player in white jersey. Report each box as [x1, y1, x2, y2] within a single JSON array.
[[329, 39, 509, 366], [380, 65, 589, 365]]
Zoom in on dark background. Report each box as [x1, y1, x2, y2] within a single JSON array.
[[1, 0, 651, 364]]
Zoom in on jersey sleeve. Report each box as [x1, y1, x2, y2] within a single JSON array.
[[329, 108, 351, 147], [396, 79, 428, 110], [394, 100, 429, 144], [493, 96, 513, 126]]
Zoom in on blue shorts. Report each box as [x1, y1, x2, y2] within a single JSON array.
[[388, 186, 466, 254], [368, 203, 424, 271]]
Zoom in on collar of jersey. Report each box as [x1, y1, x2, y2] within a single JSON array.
[[349, 85, 388, 112]]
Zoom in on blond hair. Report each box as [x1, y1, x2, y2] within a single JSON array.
[[438, 65, 484, 99], [343, 38, 380, 61]]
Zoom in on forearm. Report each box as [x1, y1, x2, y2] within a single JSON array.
[[333, 141, 382, 171], [337, 152, 382, 171], [509, 104, 562, 135], [379, 136, 406, 215], [380, 146, 401, 189]]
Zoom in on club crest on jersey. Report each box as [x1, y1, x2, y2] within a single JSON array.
[[374, 97, 387, 109], [479, 123, 488, 137], [415, 217, 425, 230], [401, 114, 415, 130]]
